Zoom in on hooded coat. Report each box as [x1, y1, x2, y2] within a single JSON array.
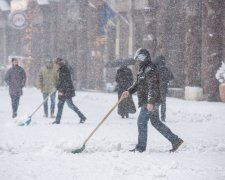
[[128, 51, 161, 107], [4, 65, 26, 96], [116, 66, 136, 115]]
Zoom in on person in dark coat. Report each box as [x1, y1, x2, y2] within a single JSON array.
[[115, 65, 136, 118], [52, 58, 86, 124], [4, 58, 26, 118], [122, 48, 183, 153], [153, 55, 174, 122]]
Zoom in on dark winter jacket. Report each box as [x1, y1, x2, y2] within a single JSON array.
[[153, 56, 174, 100], [128, 61, 161, 107], [116, 66, 134, 91], [4, 65, 26, 96], [57, 65, 75, 99]]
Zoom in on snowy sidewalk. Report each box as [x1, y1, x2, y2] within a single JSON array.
[[0, 87, 225, 180]]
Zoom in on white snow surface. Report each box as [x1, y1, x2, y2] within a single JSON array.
[[0, 87, 225, 180]]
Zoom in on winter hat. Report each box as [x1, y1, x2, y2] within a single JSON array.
[[11, 58, 18, 62], [54, 58, 65, 66], [134, 48, 151, 62]]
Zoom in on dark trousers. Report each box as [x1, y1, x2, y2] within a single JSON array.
[[160, 100, 166, 121], [55, 97, 85, 123], [10, 95, 20, 115], [43, 92, 56, 116], [136, 103, 179, 149]]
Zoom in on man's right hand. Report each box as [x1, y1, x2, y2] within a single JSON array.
[[122, 91, 129, 98]]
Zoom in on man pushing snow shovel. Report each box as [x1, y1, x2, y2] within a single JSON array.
[[122, 48, 184, 153], [72, 49, 183, 154], [52, 58, 86, 124]]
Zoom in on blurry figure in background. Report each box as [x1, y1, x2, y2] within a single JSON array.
[[37, 59, 58, 118], [4, 58, 26, 118], [116, 65, 136, 118], [0, 66, 7, 86], [153, 55, 174, 122], [52, 58, 86, 124]]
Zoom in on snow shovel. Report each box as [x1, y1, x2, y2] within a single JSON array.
[[18, 90, 56, 126], [72, 96, 125, 154]]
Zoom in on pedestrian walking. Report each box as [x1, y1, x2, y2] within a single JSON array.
[[122, 48, 183, 153], [153, 55, 174, 122], [115, 65, 136, 118], [4, 58, 26, 118], [37, 59, 58, 118], [52, 58, 86, 124]]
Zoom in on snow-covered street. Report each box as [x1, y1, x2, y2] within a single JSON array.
[[0, 87, 225, 180]]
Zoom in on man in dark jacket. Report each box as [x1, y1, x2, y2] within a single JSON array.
[[122, 48, 183, 153], [52, 58, 86, 124], [153, 55, 174, 122], [115, 65, 136, 118], [4, 58, 26, 118]]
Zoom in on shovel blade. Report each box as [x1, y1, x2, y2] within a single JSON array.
[[18, 116, 32, 126], [71, 144, 85, 154]]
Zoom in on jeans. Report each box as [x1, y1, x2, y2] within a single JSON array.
[[43, 92, 56, 116], [160, 100, 166, 121], [10, 95, 20, 115], [55, 97, 85, 123], [136, 103, 179, 149]]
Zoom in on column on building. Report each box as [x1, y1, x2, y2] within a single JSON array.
[[155, 0, 167, 56], [76, 0, 89, 89], [55, 0, 67, 59], [184, 0, 202, 87], [164, 1, 186, 88], [201, 0, 224, 101], [47, 1, 58, 59], [105, 25, 116, 83], [222, 2, 225, 61], [183, 0, 203, 100], [143, 0, 157, 57], [0, 11, 7, 66], [66, 0, 79, 86]]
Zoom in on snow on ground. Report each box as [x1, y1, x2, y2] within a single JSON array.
[[0, 87, 225, 180]]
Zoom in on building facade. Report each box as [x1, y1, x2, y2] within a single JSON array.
[[0, 0, 225, 101]]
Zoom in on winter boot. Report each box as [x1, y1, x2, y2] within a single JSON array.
[[12, 112, 17, 118], [170, 138, 184, 152], [52, 121, 60, 124], [80, 117, 86, 124], [129, 146, 146, 153], [50, 114, 55, 118]]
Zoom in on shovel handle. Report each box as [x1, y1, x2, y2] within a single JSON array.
[[83, 96, 125, 145], [30, 90, 56, 117]]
